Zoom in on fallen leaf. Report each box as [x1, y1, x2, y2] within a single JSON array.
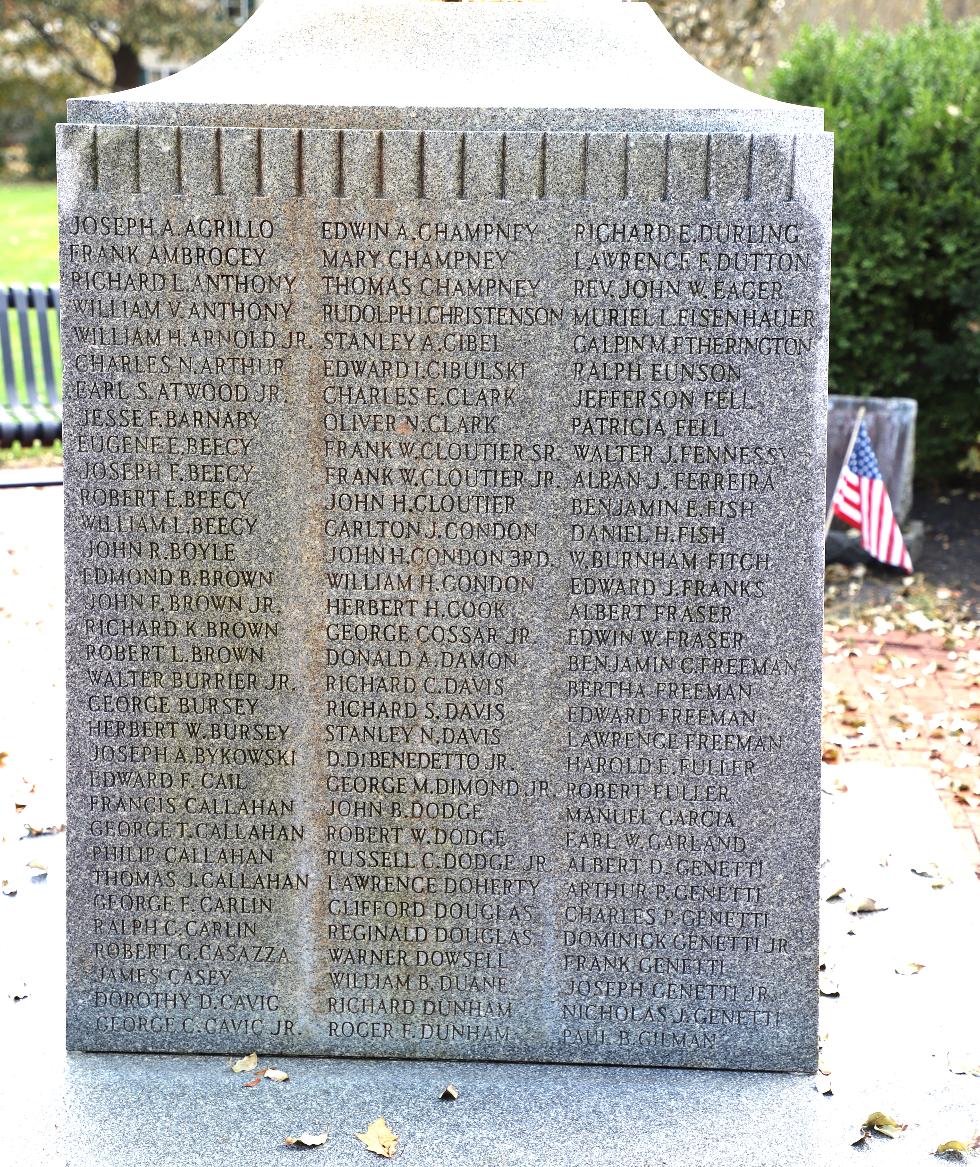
[[819, 973, 840, 998], [821, 744, 841, 764], [440, 1083, 459, 1101], [265, 1068, 289, 1082], [2, 879, 17, 897], [22, 823, 64, 838], [824, 887, 846, 902], [285, 1131, 329, 1148], [847, 897, 887, 915], [356, 1117, 398, 1159], [948, 1057, 980, 1076], [935, 1140, 971, 1157], [816, 1075, 833, 1096], [243, 1073, 264, 1088], [895, 962, 925, 976], [862, 1111, 907, 1139], [230, 1051, 259, 1073]]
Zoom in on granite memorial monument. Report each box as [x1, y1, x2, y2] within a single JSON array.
[[60, 0, 832, 1073]]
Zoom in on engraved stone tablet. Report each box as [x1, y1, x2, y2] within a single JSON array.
[[61, 0, 831, 1072]]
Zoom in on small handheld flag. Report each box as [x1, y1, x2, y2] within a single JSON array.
[[830, 417, 913, 572]]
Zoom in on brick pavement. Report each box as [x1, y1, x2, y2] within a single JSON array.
[[823, 622, 980, 875]]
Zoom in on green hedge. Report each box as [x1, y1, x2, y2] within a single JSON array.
[[767, 3, 980, 481]]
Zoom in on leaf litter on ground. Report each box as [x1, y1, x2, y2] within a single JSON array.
[[356, 1117, 398, 1159], [285, 1131, 329, 1148], [852, 1112, 908, 1144]]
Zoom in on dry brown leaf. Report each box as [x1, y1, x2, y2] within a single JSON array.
[[934, 1140, 971, 1157], [265, 1068, 289, 1082], [821, 744, 841, 764], [243, 1073, 264, 1088], [356, 1117, 398, 1159], [906, 610, 936, 633], [440, 1083, 459, 1101], [818, 973, 840, 998], [863, 1111, 907, 1139], [847, 897, 887, 915], [230, 1051, 259, 1074], [895, 962, 926, 976], [284, 1131, 328, 1148], [23, 823, 64, 838]]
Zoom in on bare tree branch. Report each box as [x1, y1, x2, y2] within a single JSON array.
[[23, 14, 104, 87]]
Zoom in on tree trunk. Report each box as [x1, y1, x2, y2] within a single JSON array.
[[111, 42, 141, 91]]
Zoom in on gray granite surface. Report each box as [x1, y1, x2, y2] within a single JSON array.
[[58, 0, 832, 1071], [3, 765, 978, 1166]]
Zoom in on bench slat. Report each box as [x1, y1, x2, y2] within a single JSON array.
[[0, 284, 62, 447], [31, 284, 59, 401], [11, 285, 40, 410], [0, 285, 17, 399]]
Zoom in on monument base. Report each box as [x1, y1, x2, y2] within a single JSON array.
[[4, 766, 977, 1166]]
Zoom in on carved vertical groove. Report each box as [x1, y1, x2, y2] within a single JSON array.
[[791, 135, 833, 217], [303, 129, 341, 197], [544, 134, 585, 200], [586, 133, 628, 201], [181, 127, 220, 197], [341, 130, 379, 198], [710, 134, 750, 203], [423, 132, 463, 200], [221, 128, 260, 197], [262, 128, 300, 198], [462, 133, 503, 199], [140, 126, 179, 194], [382, 131, 422, 199], [627, 133, 667, 201], [501, 133, 543, 200], [754, 134, 794, 201], [96, 125, 138, 194], [667, 134, 710, 203], [60, 124, 827, 206]]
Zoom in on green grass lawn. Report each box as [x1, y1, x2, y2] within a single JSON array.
[[0, 181, 61, 465], [0, 181, 58, 285]]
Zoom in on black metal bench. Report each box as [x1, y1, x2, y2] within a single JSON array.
[[1, 284, 62, 447]]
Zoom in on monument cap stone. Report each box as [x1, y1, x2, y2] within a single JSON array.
[[68, 0, 822, 131], [60, 0, 831, 1074]]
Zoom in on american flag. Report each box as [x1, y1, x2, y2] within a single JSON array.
[[832, 420, 913, 572]]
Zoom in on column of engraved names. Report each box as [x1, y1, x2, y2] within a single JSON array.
[[64, 208, 305, 1046], [555, 214, 817, 1059], [310, 211, 559, 1054]]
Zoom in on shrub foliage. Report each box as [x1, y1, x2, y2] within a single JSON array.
[[768, 3, 980, 480]]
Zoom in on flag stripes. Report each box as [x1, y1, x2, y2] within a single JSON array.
[[831, 421, 912, 572]]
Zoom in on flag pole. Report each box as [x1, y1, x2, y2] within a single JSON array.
[[825, 405, 867, 537]]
